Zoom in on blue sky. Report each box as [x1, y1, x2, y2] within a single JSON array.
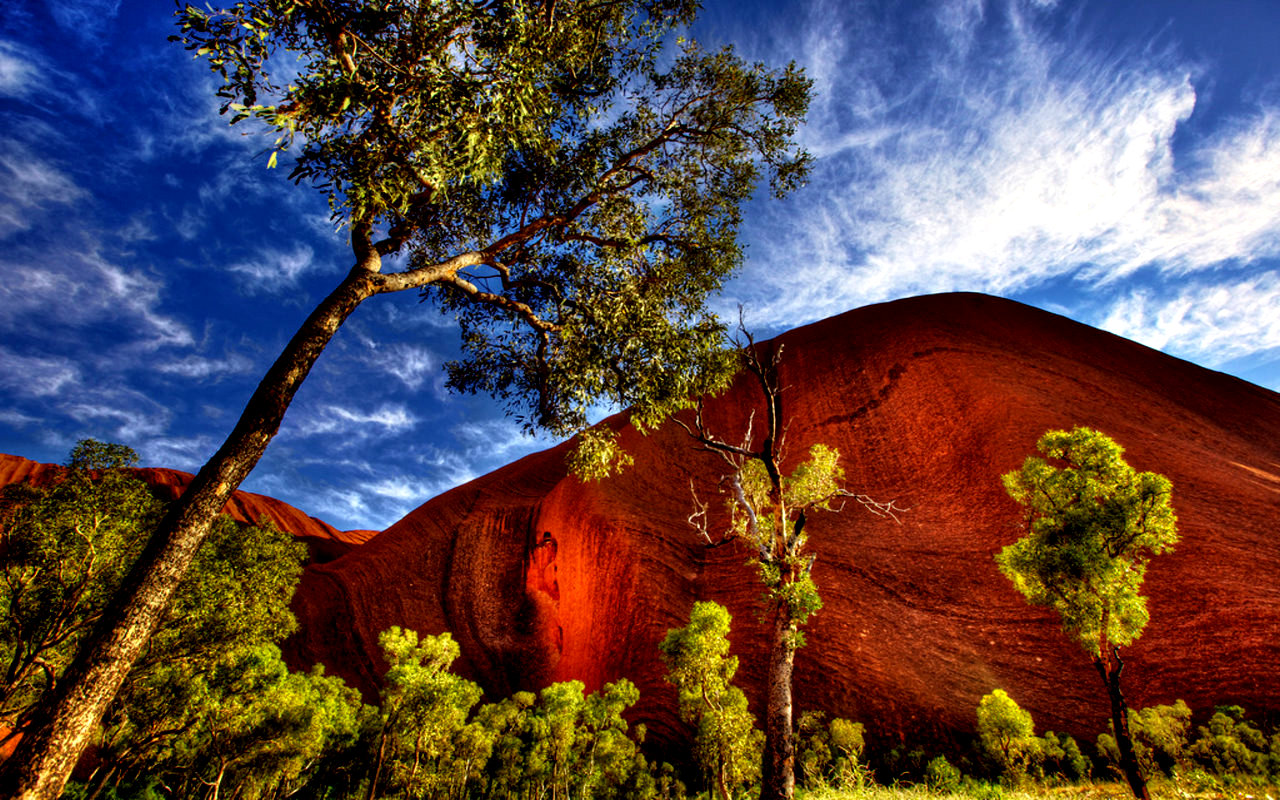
[[2, 0, 1278, 532]]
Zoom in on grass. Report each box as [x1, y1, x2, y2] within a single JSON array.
[[794, 781, 1280, 800]]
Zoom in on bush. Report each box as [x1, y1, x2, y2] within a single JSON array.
[[924, 755, 963, 793], [1187, 705, 1270, 782], [976, 690, 1037, 783]]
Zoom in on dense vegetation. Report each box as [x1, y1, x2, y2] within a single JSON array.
[[5, 1, 814, 794], [2, 441, 1276, 799]]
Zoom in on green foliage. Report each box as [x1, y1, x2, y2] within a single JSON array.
[[360, 626, 656, 800], [659, 602, 762, 799], [924, 755, 963, 793], [976, 690, 1037, 783], [172, 0, 812, 465], [1131, 700, 1192, 777], [1187, 705, 1272, 781], [1036, 731, 1089, 783], [0, 440, 364, 798], [997, 427, 1179, 657], [368, 627, 486, 799], [731, 443, 849, 631], [0, 442, 159, 735]]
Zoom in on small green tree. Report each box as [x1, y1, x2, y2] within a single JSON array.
[[1038, 731, 1089, 783], [0, 441, 362, 799], [997, 426, 1179, 800], [924, 755, 963, 793], [367, 628, 484, 799], [976, 689, 1037, 783], [659, 601, 762, 800]]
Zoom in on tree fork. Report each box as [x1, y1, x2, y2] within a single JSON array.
[[0, 264, 383, 800]]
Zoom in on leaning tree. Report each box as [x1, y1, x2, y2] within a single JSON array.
[[997, 426, 1179, 800], [0, 1, 812, 796], [679, 331, 901, 800]]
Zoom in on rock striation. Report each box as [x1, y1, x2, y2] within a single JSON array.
[[285, 293, 1280, 751]]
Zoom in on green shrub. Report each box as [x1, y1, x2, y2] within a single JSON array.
[[924, 755, 963, 793]]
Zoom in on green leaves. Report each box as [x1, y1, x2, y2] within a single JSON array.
[[174, 1, 811, 478], [0, 441, 158, 734], [997, 426, 1179, 656], [977, 689, 1038, 782], [659, 602, 762, 800]]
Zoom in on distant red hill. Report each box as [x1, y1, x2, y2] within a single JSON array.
[[0, 454, 375, 563], [285, 292, 1280, 753]]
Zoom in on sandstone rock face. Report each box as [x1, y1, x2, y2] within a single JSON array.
[[0, 454, 374, 562], [286, 293, 1280, 751], [5, 292, 1277, 752]]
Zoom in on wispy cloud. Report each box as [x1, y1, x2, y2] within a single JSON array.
[[362, 340, 438, 390], [288, 403, 420, 438], [0, 40, 41, 98], [46, 0, 123, 44], [1098, 274, 1280, 371], [728, 0, 1280, 350], [228, 244, 323, 294], [63, 399, 171, 444], [157, 352, 256, 380], [0, 140, 88, 238], [0, 348, 80, 398]]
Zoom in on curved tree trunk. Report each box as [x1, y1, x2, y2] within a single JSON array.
[[0, 262, 384, 800], [1095, 649, 1149, 800], [760, 603, 796, 800]]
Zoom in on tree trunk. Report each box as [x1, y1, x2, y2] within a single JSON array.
[[0, 265, 383, 800], [760, 603, 796, 800], [1094, 649, 1149, 800]]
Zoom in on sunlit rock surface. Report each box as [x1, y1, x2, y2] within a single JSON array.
[[285, 293, 1280, 750]]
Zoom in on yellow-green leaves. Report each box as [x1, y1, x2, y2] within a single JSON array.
[[997, 426, 1179, 657], [660, 602, 763, 799]]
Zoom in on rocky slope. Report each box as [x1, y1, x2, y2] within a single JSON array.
[[285, 293, 1280, 752]]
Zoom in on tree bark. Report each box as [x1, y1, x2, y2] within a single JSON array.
[[0, 265, 383, 800], [1094, 649, 1149, 800], [760, 602, 796, 800]]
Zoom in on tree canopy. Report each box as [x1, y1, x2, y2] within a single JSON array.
[[659, 601, 762, 800], [175, 0, 811, 466], [997, 426, 1178, 656]]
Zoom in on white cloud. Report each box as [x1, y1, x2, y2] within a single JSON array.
[[47, 0, 123, 41], [63, 401, 170, 443], [157, 352, 255, 380], [228, 244, 320, 294], [139, 436, 217, 471], [1097, 274, 1280, 368], [0, 348, 80, 397], [729, 0, 1280, 331], [364, 341, 437, 390], [289, 403, 419, 437], [0, 40, 40, 98], [364, 477, 425, 501], [0, 140, 88, 238]]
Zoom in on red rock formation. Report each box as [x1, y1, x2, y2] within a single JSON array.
[[287, 292, 1280, 752], [0, 454, 372, 562]]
